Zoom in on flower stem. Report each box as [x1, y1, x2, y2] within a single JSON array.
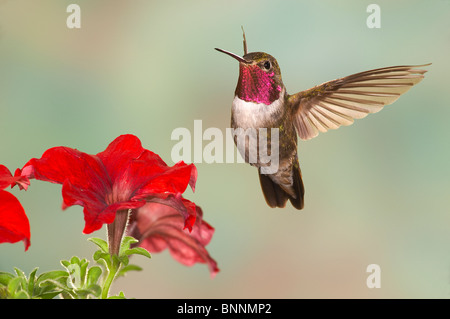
[[102, 209, 130, 298], [101, 257, 120, 299], [107, 209, 130, 256]]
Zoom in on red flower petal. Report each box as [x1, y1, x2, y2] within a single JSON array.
[[0, 165, 29, 191], [21, 147, 109, 190], [13, 168, 30, 191], [21, 147, 114, 233], [97, 135, 163, 182], [0, 190, 30, 250], [61, 178, 146, 234], [97, 135, 196, 200], [0, 165, 12, 189], [129, 202, 219, 277], [136, 162, 197, 195], [144, 193, 197, 231], [20, 134, 201, 234]]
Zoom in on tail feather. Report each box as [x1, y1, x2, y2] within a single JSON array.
[[258, 161, 305, 210], [258, 173, 289, 208], [289, 161, 305, 209]]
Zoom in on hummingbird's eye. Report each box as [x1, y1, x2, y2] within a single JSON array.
[[263, 61, 271, 70]]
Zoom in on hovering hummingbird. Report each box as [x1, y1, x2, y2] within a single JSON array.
[[215, 29, 430, 210]]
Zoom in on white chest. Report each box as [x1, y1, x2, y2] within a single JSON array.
[[230, 93, 285, 172], [231, 92, 285, 129]]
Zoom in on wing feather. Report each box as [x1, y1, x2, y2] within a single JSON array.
[[290, 64, 430, 140]]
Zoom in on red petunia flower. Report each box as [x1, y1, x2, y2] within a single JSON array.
[[128, 201, 219, 278], [20, 134, 197, 235], [0, 165, 30, 250], [19, 134, 217, 274]]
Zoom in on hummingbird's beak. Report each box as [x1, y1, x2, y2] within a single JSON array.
[[215, 48, 249, 64]]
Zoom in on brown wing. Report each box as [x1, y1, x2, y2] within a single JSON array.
[[289, 64, 430, 140]]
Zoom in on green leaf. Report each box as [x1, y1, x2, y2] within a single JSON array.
[[61, 257, 91, 290], [0, 272, 14, 286], [39, 279, 68, 291], [60, 291, 75, 299], [39, 278, 75, 299], [118, 255, 129, 267], [86, 266, 102, 287], [66, 264, 82, 289], [124, 247, 152, 259], [37, 282, 65, 298], [7, 277, 23, 297], [111, 254, 121, 266], [94, 256, 108, 271], [73, 287, 99, 299], [108, 291, 126, 299], [88, 237, 109, 254], [37, 270, 68, 285], [14, 290, 30, 299], [92, 250, 103, 261], [38, 291, 64, 299], [117, 264, 142, 278], [27, 268, 39, 296], [13, 267, 26, 279], [122, 236, 139, 246], [93, 250, 111, 265], [84, 284, 102, 298], [0, 287, 8, 299], [119, 236, 139, 257], [78, 259, 89, 287]]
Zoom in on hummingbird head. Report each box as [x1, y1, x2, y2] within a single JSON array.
[[215, 33, 285, 105]]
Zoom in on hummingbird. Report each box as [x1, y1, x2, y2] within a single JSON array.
[[215, 29, 430, 210]]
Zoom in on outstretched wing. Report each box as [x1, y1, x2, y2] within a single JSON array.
[[289, 64, 430, 140]]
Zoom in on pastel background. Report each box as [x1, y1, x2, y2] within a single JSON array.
[[0, 0, 449, 298]]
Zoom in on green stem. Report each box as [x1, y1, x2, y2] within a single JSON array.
[[101, 258, 120, 299], [101, 209, 131, 298]]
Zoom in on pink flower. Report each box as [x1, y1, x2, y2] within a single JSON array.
[[129, 202, 219, 277]]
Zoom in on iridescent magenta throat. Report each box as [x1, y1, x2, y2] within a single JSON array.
[[235, 65, 281, 105]]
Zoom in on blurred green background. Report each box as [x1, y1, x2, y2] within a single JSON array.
[[1, 0, 449, 298]]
